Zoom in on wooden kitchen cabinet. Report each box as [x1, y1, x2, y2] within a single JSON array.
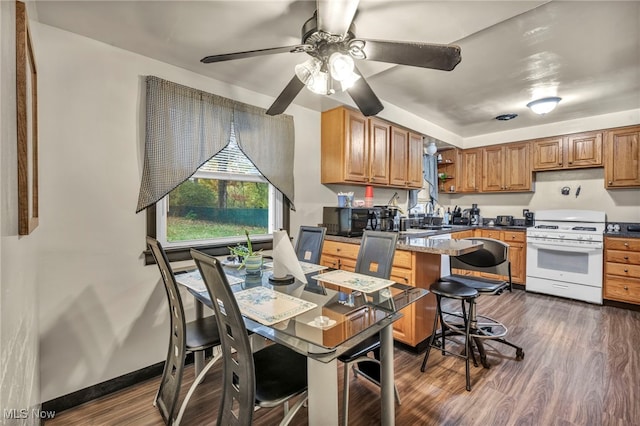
[[532, 132, 602, 171], [604, 237, 640, 305], [320, 239, 438, 347], [458, 148, 483, 193], [321, 106, 424, 189], [389, 127, 423, 188], [482, 142, 531, 192], [321, 107, 389, 185], [605, 125, 640, 188]]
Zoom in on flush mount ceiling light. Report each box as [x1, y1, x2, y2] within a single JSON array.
[[425, 141, 438, 156], [527, 97, 562, 115]]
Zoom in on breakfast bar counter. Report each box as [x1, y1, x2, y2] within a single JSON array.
[[321, 233, 483, 349]]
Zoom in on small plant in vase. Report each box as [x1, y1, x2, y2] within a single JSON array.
[[438, 173, 448, 191], [228, 230, 262, 272]]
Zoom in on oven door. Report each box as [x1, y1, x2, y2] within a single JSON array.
[[526, 239, 603, 287]]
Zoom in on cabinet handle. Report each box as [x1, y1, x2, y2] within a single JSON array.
[[624, 242, 629, 247], [624, 286, 629, 290], [624, 256, 629, 260], [624, 269, 629, 273], [608, 181, 613, 185], [568, 161, 572, 164]]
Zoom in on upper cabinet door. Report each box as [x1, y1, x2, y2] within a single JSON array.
[[368, 118, 390, 185], [407, 133, 424, 188], [343, 110, 369, 183], [481, 145, 504, 191], [606, 126, 640, 188], [532, 137, 564, 170], [459, 148, 482, 193], [389, 126, 409, 187], [566, 131, 603, 168], [504, 142, 531, 191]]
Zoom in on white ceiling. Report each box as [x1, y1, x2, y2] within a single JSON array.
[[33, 1, 640, 139]]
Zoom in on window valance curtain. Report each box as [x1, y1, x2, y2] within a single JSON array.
[[136, 76, 296, 213]]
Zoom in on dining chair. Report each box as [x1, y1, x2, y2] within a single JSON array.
[[337, 230, 401, 426], [146, 237, 222, 426], [190, 248, 308, 426], [295, 225, 327, 264], [421, 237, 524, 390]]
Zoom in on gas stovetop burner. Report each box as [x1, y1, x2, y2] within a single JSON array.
[[536, 225, 559, 229], [572, 226, 597, 231]]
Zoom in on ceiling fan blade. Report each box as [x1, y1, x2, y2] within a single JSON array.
[[316, 0, 360, 36], [266, 75, 305, 116], [357, 39, 462, 71], [201, 44, 312, 64], [347, 67, 383, 117]]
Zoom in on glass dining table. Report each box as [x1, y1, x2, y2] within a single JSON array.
[[176, 260, 429, 426]]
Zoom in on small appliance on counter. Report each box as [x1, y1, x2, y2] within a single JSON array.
[[495, 215, 514, 226], [524, 210, 535, 227], [470, 203, 481, 226], [322, 207, 369, 237]]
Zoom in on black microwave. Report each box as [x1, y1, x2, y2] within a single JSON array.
[[322, 207, 370, 237]]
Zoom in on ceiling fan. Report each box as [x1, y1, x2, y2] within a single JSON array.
[[201, 0, 461, 117]]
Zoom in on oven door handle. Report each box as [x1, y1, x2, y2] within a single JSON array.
[[527, 242, 602, 253]]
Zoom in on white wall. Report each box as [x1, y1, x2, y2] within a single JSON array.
[[1, 1, 41, 424]]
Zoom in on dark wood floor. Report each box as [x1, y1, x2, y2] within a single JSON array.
[[45, 289, 640, 425]]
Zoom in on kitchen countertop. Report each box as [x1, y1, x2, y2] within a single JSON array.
[[604, 223, 640, 239]]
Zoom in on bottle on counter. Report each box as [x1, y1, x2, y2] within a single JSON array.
[[443, 208, 451, 225]]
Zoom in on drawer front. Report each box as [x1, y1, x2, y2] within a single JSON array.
[[604, 275, 640, 304], [503, 231, 525, 243], [391, 267, 413, 285], [606, 250, 640, 265], [605, 237, 640, 251], [392, 250, 413, 269], [322, 240, 360, 259], [452, 230, 474, 239], [480, 229, 503, 240], [605, 262, 640, 278]]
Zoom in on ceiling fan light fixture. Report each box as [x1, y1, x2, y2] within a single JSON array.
[[294, 57, 322, 85], [527, 97, 562, 115], [338, 70, 360, 91], [328, 52, 355, 81], [307, 70, 330, 95]]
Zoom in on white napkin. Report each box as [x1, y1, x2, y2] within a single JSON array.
[[272, 230, 307, 284]]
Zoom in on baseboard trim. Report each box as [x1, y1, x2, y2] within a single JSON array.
[[41, 352, 197, 414]]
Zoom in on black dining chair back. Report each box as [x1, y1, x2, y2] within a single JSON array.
[[147, 236, 221, 425], [295, 225, 326, 264], [355, 231, 398, 279], [339, 230, 400, 426], [190, 249, 308, 426]]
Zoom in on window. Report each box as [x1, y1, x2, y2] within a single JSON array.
[[155, 136, 283, 249]]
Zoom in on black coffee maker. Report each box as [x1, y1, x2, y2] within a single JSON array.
[[470, 203, 481, 226], [524, 210, 535, 227]]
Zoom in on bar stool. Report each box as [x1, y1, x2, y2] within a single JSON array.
[[420, 280, 479, 391]]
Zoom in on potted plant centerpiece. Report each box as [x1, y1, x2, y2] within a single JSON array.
[[228, 230, 263, 274]]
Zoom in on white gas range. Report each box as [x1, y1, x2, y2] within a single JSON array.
[[526, 209, 606, 304]]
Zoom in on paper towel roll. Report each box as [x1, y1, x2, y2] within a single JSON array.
[[272, 230, 307, 284]]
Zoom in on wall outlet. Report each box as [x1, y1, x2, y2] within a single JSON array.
[[523, 209, 529, 216]]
